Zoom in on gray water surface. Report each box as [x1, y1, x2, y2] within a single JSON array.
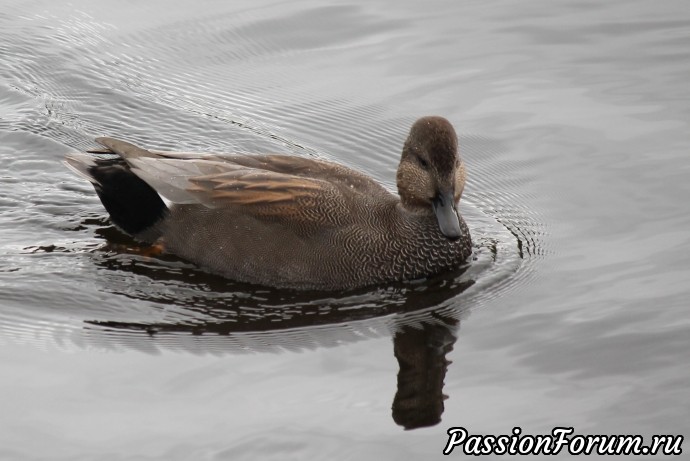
[[1, 0, 689, 459]]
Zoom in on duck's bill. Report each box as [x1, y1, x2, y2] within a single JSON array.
[[432, 191, 462, 240]]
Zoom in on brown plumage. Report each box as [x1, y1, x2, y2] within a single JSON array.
[[65, 116, 472, 290]]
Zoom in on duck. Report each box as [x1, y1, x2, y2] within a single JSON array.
[[65, 116, 472, 290]]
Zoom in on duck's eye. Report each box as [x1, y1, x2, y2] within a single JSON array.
[[418, 157, 429, 169]]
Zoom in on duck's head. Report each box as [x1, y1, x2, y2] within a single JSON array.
[[396, 116, 467, 240]]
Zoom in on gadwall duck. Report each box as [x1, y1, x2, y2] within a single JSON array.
[[65, 116, 472, 290]]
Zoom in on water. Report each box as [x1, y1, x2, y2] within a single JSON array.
[[1, 0, 689, 459]]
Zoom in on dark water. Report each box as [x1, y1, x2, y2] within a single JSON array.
[[1, 0, 688, 459]]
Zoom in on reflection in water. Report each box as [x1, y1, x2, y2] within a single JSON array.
[[90, 308, 461, 430], [392, 314, 457, 430]]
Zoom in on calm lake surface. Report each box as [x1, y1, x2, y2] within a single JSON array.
[[1, 0, 689, 459]]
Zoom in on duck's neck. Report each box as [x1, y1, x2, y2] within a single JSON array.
[[396, 200, 434, 217]]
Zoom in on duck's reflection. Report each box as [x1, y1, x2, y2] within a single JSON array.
[[392, 314, 458, 430], [90, 309, 460, 430], [92, 312, 463, 430]]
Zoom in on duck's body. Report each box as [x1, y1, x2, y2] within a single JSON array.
[[66, 116, 472, 290]]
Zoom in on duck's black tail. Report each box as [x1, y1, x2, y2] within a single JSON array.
[[65, 150, 168, 242]]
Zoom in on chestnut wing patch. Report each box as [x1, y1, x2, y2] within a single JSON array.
[[128, 156, 347, 225]]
